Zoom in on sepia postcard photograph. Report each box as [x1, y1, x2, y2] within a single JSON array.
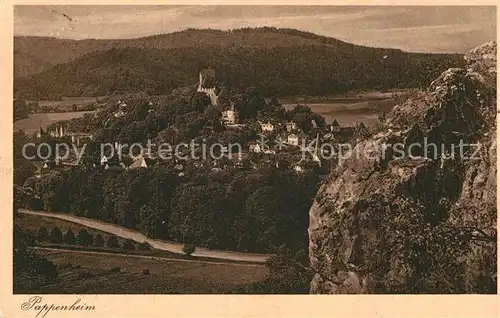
[[1, 2, 498, 317]]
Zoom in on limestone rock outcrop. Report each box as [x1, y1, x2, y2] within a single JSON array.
[[309, 42, 497, 294]]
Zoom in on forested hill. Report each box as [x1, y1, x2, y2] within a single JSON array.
[[14, 27, 464, 99], [13, 28, 354, 78]]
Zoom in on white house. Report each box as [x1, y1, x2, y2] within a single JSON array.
[[114, 110, 125, 118], [293, 164, 305, 173], [287, 133, 299, 146], [129, 155, 148, 169], [264, 149, 276, 155], [249, 143, 262, 153], [286, 122, 297, 132], [221, 103, 238, 124], [260, 122, 274, 133], [48, 126, 65, 138]]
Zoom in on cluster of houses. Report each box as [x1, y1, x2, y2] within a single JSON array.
[[113, 100, 128, 118], [33, 68, 368, 177], [96, 144, 320, 175], [37, 125, 66, 139]]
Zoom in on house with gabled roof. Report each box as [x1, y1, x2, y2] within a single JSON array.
[[128, 155, 150, 169], [329, 119, 341, 133], [249, 143, 262, 153], [221, 102, 238, 125], [287, 133, 300, 146]]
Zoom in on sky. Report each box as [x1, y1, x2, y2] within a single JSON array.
[[14, 5, 496, 53]]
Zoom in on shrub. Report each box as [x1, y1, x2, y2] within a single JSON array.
[[182, 244, 196, 256], [49, 227, 63, 244], [109, 267, 121, 273], [94, 234, 105, 247], [138, 242, 152, 251], [37, 226, 48, 242], [23, 230, 36, 246], [123, 239, 135, 251], [63, 229, 76, 245], [28, 254, 58, 279], [106, 235, 120, 248], [77, 229, 93, 246]]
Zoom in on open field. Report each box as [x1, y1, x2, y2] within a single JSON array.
[[20, 248, 267, 294], [15, 214, 268, 293], [278, 90, 403, 104], [37, 96, 108, 108], [14, 111, 95, 134], [283, 98, 395, 127]]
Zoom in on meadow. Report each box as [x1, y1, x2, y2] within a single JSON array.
[[37, 96, 108, 108], [283, 98, 395, 127], [15, 213, 268, 294], [14, 111, 95, 135], [23, 248, 267, 294]]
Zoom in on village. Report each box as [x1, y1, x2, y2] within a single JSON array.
[[31, 69, 368, 177]]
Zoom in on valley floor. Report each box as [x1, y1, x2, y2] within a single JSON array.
[[17, 247, 267, 294]]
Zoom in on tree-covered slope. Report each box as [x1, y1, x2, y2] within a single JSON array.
[[15, 41, 463, 99], [13, 27, 354, 78]]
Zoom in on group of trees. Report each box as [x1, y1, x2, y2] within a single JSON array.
[[13, 187, 59, 293], [22, 163, 320, 254], [13, 99, 32, 121], [237, 246, 312, 294], [36, 226, 141, 250]]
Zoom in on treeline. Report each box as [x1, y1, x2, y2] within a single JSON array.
[[15, 44, 463, 100], [21, 165, 319, 254], [34, 226, 147, 251], [13, 99, 35, 121]]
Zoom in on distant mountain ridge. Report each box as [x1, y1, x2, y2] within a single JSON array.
[[14, 27, 464, 99]]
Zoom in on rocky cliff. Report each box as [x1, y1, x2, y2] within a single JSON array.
[[309, 42, 497, 294]]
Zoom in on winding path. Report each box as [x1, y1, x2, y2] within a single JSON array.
[[19, 209, 270, 264]]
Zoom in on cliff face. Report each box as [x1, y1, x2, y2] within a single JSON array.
[[308, 42, 497, 294]]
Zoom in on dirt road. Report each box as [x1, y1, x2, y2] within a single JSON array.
[[19, 209, 270, 263]]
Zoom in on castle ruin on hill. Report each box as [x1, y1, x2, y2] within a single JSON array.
[[197, 68, 218, 106]]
